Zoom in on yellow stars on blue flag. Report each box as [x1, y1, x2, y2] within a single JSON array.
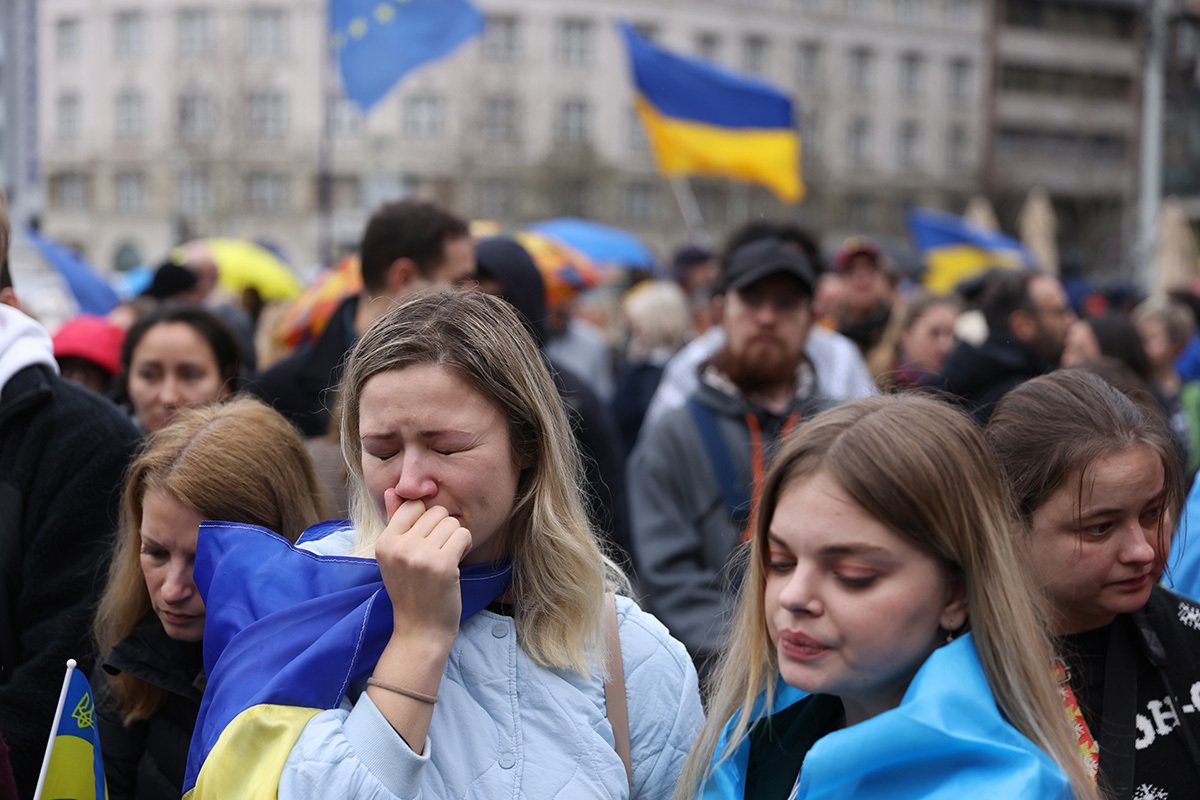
[[328, 0, 484, 112]]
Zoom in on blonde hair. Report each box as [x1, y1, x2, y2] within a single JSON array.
[[338, 288, 627, 674], [622, 280, 690, 357], [866, 291, 960, 390], [676, 395, 1098, 800], [94, 397, 326, 725]]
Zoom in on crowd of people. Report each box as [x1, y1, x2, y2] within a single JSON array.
[[2, 190, 1200, 800]]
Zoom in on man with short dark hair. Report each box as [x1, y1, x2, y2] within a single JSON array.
[[251, 199, 474, 436], [629, 238, 829, 673], [929, 270, 1073, 424]]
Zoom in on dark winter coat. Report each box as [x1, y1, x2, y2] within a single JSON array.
[[94, 615, 204, 800], [924, 334, 1052, 425], [0, 365, 139, 798]]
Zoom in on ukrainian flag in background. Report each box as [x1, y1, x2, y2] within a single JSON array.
[[619, 22, 804, 204], [182, 520, 513, 798], [330, 0, 484, 112], [35, 662, 107, 800], [908, 208, 1034, 295]]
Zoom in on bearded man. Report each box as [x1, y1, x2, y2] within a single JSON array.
[[628, 238, 829, 676]]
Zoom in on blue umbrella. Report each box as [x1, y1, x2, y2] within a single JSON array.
[[25, 228, 120, 315], [525, 218, 656, 270]]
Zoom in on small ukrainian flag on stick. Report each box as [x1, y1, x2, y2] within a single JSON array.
[[33, 660, 108, 800]]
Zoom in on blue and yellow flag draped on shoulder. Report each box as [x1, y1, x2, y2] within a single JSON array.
[[697, 635, 1071, 799], [34, 661, 107, 800], [182, 520, 512, 798], [618, 21, 803, 203], [908, 208, 1034, 295], [330, 0, 484, 112]]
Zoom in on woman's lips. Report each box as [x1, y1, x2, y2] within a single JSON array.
[[778, 630, 832, 661]]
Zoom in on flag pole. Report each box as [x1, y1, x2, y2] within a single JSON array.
[[32, 659, 76, 800], [669, 176, 710, 248]]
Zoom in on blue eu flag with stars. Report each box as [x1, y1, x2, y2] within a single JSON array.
[[330, 0, 484, 112]]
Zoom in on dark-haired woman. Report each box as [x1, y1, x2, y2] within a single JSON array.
[[117, 304, 242, 434], [988, 369, 1200, 799]]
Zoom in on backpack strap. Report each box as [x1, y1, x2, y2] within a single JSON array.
[[686, 397, 751, 528], [603, 592, 632, 790]]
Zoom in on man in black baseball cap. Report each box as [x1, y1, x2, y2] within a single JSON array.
[[628, 236, 825, 676]]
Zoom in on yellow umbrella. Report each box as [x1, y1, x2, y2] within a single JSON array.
[[171, 238, 302, 302]]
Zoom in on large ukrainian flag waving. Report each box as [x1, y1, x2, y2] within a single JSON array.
[[619, 22, 803, 203]]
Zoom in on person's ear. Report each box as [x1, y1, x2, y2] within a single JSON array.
[[938, 576, 969, 634], [384, 258, 419, 296]]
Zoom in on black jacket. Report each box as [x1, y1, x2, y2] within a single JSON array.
[[0, 365, 139, 798], [925, 334, 1052, 425], [94, 616, 204, 800], [248, 296, 359, 437], [1061, 586, 1200, 799]]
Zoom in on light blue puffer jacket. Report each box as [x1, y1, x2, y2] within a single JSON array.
[[279, 532, 704, 799]]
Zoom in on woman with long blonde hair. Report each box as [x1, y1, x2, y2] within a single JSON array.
[[93, 397, 324, 799], [677, 394, 1098, 799], [184, 288, 702, 798]]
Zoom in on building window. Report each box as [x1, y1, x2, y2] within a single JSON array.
[[897, 120, 921, 169], [178, 8, 215, 57], [742, 35, 769, 75], [114, 11, 144, 59], [847, 0, 875, 18], [947, 124, 969, 170], [848, 47, 874, 94], [403, 93, 444, 138], [248, 7, 289, 57], [795, 41, 822, 85], [482, 95, 520, 144], [556, 99, 591, 145], [179, 170, 212, 214], [477, 177, 516, 221], [947, 0, 977, 24], [557, 19, 593, 67], [846, 193, 873, 229], [363, 174, 418, 209], [247, 91, 288, 138], [482, 16, 521, 63], [556, 178, 589, 217], [948, 57, 973, 103], [115, 90, 146, 139], [56, 92, 81, 140], [51, 172, 89, 210], [115, 172, 146, 213], [627, 106, 650, 153], [695, 31, 720, 61], [329, 175, 361, 211], [798, 108, 820, 154], [625, 181, 656, 225], [56, 17, 82, 61], [178, 92, 216, 141], [847, 116, 871, 165], [327, 94, 363, 137], [899, 52, 924, 98], [896, 0, 925, 23], [247, 173, 288, 212]]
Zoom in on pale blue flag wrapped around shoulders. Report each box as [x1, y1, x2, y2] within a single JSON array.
[[700, 634, 1072, 799]]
